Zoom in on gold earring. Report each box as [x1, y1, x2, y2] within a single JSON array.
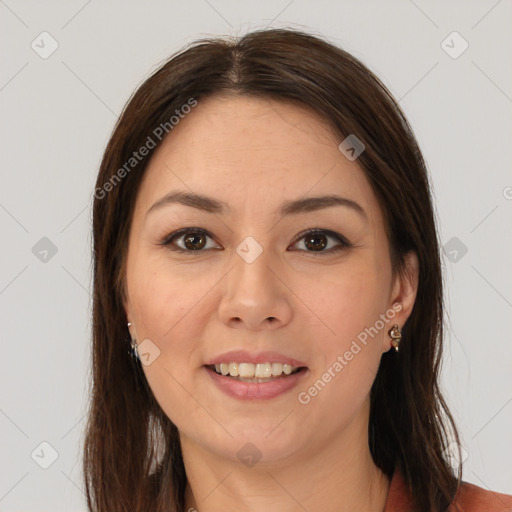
[[388, 324, 402, 352]]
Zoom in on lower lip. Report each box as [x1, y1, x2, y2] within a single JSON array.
[[204, 366, 308, 401]]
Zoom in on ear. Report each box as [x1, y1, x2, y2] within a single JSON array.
[[382, 251, 419, 352]]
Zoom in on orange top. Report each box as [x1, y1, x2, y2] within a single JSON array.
[[384, 470, 512, 511]]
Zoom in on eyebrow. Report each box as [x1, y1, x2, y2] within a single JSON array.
[[146, 190, 367, 220]]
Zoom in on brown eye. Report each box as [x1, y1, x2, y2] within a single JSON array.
[[162, 228, 220, 252], [183, 232, 207, 250], [304, 232, 328, 251], [162, 228, 350, 255], [290, 229, 350, 254]]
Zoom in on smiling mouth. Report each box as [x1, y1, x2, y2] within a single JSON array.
[[205, 362, 307, 383]]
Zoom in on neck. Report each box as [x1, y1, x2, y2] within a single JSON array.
[[181, 407, 390, 512]]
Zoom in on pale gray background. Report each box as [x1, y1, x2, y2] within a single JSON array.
[[1, 1, 511, 510]]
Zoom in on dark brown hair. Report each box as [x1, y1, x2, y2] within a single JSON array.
[[84, 28, 463, 512]]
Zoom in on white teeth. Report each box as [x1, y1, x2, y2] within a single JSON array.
[[228, 362, 239, 376], [271, 362, 283, 375], [283, 364, 292, 375], [255, 363, 272, 378], [238, 363, 254, 378], [211, 362, 300, 378]]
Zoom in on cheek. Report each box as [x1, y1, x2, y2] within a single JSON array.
[[129, 254, 213, 343], [128, 261, 218, 431], [301, 266, 389, 406], [314, 265, 387, 349], [125, 256, 198, 390]]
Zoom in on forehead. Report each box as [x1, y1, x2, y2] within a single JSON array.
[[149, 95, 341, 169], [134, 95, 380, 224]]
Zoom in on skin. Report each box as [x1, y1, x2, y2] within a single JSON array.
[[123, 94, 419, 512]]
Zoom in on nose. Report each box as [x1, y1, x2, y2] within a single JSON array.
[[217, 242, 293, 331]]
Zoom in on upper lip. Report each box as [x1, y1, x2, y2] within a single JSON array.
[[204, 350, 307, 367]]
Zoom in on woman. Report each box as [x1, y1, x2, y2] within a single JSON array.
[[83, 28, 512, 512]]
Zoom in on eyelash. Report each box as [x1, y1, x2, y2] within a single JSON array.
[[159, 227, 351, 255]]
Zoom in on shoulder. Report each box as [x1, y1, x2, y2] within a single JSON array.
[[450, 480, 512, 512], [384, 470, 512, 512]]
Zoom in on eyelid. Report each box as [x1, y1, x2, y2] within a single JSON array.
[[160, 227, 351, 253], [289, 228, 351, 250], [160, 227, 220, 251]]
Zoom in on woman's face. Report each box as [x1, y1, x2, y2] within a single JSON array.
[[123, 95, 417, 465]]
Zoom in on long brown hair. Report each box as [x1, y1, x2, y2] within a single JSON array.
[[84, 28, 462, 512]]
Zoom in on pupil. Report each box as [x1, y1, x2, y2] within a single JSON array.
[[185, 232, 206, 250], [305, 234, 327, 251]]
